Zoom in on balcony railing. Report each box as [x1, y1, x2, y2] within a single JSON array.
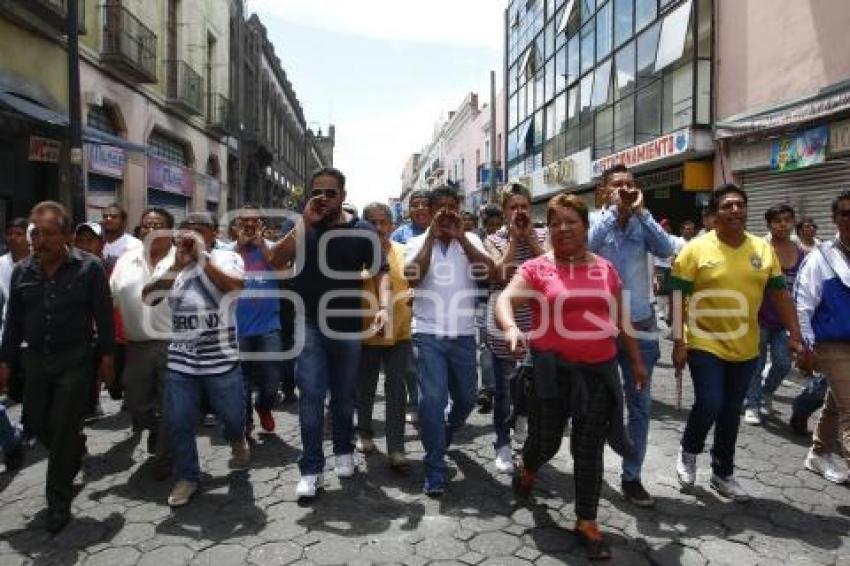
[[102, 3, 157, 83], [7, 0, 85, 32], [166, 60, 203, 116], [207, 93, 232, 134]]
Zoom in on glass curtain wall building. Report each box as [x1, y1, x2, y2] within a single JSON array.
[[505, 0, 714, 225]]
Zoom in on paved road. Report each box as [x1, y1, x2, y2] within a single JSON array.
[[1, 342, 848, 565]]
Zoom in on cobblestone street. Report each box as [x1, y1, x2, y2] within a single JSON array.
[[1, 343, 849, 565]]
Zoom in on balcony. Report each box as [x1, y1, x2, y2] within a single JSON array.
[[207, 93, 232, 135], [5, 0, 85, 33], [102, 3, 157, 83], [166, 60, 203, 116]]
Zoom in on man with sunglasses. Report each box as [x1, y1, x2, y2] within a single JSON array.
[[271, 167, 390, 501]]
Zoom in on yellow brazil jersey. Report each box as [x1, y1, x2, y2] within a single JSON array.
[[670, 231, 785, 361], [362, 242, 412, 346]]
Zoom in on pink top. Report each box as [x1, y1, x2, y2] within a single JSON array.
[[519, 254, 622, 364]]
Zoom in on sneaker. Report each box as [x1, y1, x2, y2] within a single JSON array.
[[621, 479, 656, 508], [513, 416, 528, 446], [789, 413, 810, 436], [256, 408, 275, 432], [335, 453, 355, 478], [167, 480, 198, 507], [295, 474, 323, 500], [355, 434, 375, 454], [805, 448, 850, 484], [710, 473, 750, 502], [387, 452, 410, 472], [743, 408, 761, 425], [494, 444, 514, 474], [512, 464, 535, 499], [228, 438, 251, 471], [423, 472, 446, 497], [676, 448, 697, 487]]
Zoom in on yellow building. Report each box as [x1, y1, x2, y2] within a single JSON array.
[[0, 0, 238, 226]]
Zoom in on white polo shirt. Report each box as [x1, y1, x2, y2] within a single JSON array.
[[110, 246, 175, 341], [104, 233, 143, 262], [405, 230, 487, 337]]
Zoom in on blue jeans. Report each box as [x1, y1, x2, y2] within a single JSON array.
[[414, 334, 478, 475], [617, 336, 660, 482], [240, 331, 283, 425], [792, 374, 828, 419], [492, 357, 516, 449], [681, 350, 758, 478], [744, 327, 791, 409], [166, 365, 246, 482], [296, 320, 361, 475], [0, 404, 21, 455]]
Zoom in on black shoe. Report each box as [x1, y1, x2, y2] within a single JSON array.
[[3, 443, 24, 473], [46, 507, 71, 534], [790, 413, 809, 436], [621, 479, 655, 508], [477, 391, 493, 414]]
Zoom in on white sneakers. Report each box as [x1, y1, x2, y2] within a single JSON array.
[[676, 448, 697, 487], [744, 408, 762, 426], [335, 453, 356, 478], [710, 474, 750, 502], [494, 445, 514, 474], [805, 448, 850, 484], [295, 474, 324, 499]]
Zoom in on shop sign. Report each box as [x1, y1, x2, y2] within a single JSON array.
[[87, 145, 124, 178], [830, 119, 850, 155], [770, 125, 828, 172], [535, 148, 592, 199], [729, 140, 771, 171], [28, 136, 61, 163], [147, 156, 194, 197], [592, 129, 690, 177]]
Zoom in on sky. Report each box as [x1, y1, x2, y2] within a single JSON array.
[[245, 0, 505, 210]]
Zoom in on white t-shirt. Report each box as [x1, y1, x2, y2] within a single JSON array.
[[110, 246, 175, 342], [165, 249, 245, 375], [405, 230, 487, 337], [0, 253, 16, 330], [104, 233, 143, 261]]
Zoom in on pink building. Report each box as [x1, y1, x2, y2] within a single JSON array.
[[714, 0, 850, 231]]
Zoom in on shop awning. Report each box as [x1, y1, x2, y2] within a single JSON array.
[[715, 81, 850, 139], [0, 90, 147, 153]]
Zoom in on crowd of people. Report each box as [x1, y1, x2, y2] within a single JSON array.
[[0, 164, 848, 561]]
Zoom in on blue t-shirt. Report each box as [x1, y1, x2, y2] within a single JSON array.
[[236, 243, 282, 337]]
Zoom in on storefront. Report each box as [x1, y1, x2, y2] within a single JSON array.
[[86, 144, 124, 220], [529, 148, 593, 221], [729, 120, 850, 234], [147, 155, 194, 223]]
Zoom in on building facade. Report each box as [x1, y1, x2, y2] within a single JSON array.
[[0, 0, 238, 226], [714, 0, 850, 233], [504, 0, 715, 225]]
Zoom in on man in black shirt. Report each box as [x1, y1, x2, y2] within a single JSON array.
[[0, 201, 114, 533], [271, 167, 389, 501]]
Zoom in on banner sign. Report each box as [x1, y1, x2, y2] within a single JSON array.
[[148, 156, 194, 197], [87, 145, 125, 178], [29, 136, 61, 163], [770, 125, 828, 172], [592, 129, 690, 177]]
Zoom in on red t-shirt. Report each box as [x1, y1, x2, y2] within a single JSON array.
[[519, 254, 622, 364]]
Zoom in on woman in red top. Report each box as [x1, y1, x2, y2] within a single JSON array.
[[496, 193, 646, 561]]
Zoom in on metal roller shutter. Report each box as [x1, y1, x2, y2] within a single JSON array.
[[742, 162, 850, 236]]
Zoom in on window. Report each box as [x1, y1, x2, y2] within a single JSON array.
[[614, 95, 635, 149], [149, 131, 188, 165], [567, 85, 580, 124], [509, 92, 519, 129], [545, 18, 555, 58], [519, 84, 527, 121], [519, 119, 534, 153], [533, 111, 544, 146], [614, 0, 633, 47], [580, 72, 594, 114], [697, 0, 712, 57], [545, 57, 556, 101], [596, 2, 612, 61], [592, 59, 612, 107], [655, 0, 692, 72], [635, 0, 656, 32], [662, 62, 693, 131], [508, 128, 519, 160], [87, 105, 119, 135], [614, 41, 636, 98], [697, 59, 711, 124], [595, 105, 614, 157], [581, 0, 595, 22], [557, 0, 577, 34], [567, 36, 580, 84], [635, 80, 661, 143], [556, 91, 568, 131], [545, 101, 558, 139], [522, 45, 540, 81], [580, 20, 595, 72], [636, 21, 661, 85], [535, 70, 545, 111]]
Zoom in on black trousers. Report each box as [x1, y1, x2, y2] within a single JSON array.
[[22, 344, 93, 511], [521, 364, 613, 521]]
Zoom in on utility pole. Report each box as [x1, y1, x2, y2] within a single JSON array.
[[488, 70, 497, 204], [67, 0, 85, 224]]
